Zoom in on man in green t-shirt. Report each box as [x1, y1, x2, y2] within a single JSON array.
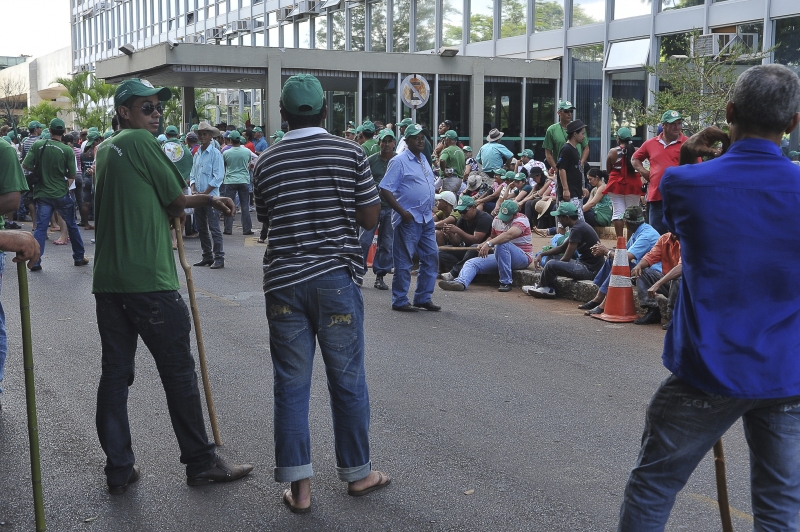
[[542, 101, 589, 176], [0, 137, 40, 410], [91, 78, 252, 494], [22, 117, 86, 272], [438, 130, 466, 192], [360, 128, 396, 290], [360, 121, 379, 156], [221, 131, 254, 235]]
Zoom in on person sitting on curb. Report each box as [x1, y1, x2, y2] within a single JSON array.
[[631, 232, 682, 328], [577, 205, 660, 314], [438, 200, 533, 293], [475, 169, 506, 213], [438, 195, 493, 281], [433, 191, 459, 228], [530, 202, 605, 299]]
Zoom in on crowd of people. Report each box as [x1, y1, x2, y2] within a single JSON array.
[[2, 63, 800, 529]]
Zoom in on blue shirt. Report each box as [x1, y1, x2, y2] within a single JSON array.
[[189, 144, 224, 196], [661, 138, 800, 398], [254, 137, 269, 153], [379, 149, 435, 228], [475, 142, 513, 172], [627, 223, 660, 264]]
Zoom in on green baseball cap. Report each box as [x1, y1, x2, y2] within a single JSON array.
[[404, 123, 423, 138], [622, 205, 645, 224], [661, 110, 682, 124], [378, 129, 396, 141], [616, 127, 633, 140], [114, 78, 172, 108], [253, 126, 263, 133], [558, 101, 576, 111], [439, 130, 458, 140], [228, 130, 243, 142], [455, 195, 477, 211], [551, 201, 579, 217], [40, 130, 51, 140], [165, 125, 180, 136], [28, 121, 44, 130], [88, 126, 99, 133], [270, 130, 284, 139], [1, 136, 11, 144], [504, 171, 516, 180], [356, 125, 364, 134], [512, 172, 526, 181], [517, 149, 534, 158], [493, 168, 506, 176], [398, 118, 413, 128], [281, 74, 324, 116], [190, 124, 199, 131], [496, 200, 519, 222], [463, 146, 472, 152], [361, 120, 375, 133], [347, 128, 357, 135], [49, 118, 65, 131], [103, 128, 114, 139], [87, 131, 101, 142]]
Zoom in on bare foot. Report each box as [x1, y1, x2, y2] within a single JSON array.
[[348, 470, 391, 496], [282, 478, 311, 513]]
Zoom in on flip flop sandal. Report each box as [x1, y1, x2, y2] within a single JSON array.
[[585, 307, 604, 316], [53, 240, 68, 245], [282, 489, 311, 514], [348, 471, 391, 497]]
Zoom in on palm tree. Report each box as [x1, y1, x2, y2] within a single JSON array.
[[55, 71, 91, 129]]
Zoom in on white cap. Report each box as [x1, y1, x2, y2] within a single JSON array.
[[435, 191, 458, 207]]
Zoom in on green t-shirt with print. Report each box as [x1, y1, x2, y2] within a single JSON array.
[[361, 139, 379, 157], [92, 129, 186, 294], [439, 145, 466, 177], [542, 123, 589, 161], [162, 139, 193, 183], [0, 138, 29, 196], [222, 146, 252, 185], [22, 138, 76, 200]]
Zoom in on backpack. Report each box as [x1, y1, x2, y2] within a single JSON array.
[[27, 140, 48, 188]]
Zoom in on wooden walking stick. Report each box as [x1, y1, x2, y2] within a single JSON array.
[[713, 439, 734, 532], [173, 219, 223, 446], [17, 262, 46, 531]]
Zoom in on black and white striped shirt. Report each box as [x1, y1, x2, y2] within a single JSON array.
[[253, 127, 380, 293]]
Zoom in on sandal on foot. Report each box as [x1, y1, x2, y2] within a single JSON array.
[[585, 307, 604, 316], [348, 471, 391, 497], [282, 488, 311, 514], [53, 240, 68, 245]]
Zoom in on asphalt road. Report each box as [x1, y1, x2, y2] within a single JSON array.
[[0, 224, 758, 531]]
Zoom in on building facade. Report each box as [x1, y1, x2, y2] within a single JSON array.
[[72, 0, 800, 159]]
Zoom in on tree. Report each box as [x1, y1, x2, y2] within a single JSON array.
[[55, 71, 92, 129], [442, 0, 462, 46], [0, 76, 28, 128], [469, 14, 493, 43], [20, 101, 62, 128], [534, 1, 597, 32], [500, 0, 526, 39]]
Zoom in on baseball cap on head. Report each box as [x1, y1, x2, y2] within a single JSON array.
[[398, 118, 413, 128], [229, 131, 243, 142], [165, 125, 180, 136], [661, 110, 682, 124], [404, 124, 423, 138], [550, 201, 579, 217], [281, 74, 324, 116], [622, 205, 645, 224], [463, 145, 472, 152], [28, 121, 44, 130], [270, 130, 284, 139], [87, 131, 101, 142], [496, 200, 519, 222], [361, 120, 376, 133], [455, 195, 477, 210], [186, 131, 199, 141], [114, 78, 172, 108], [435, 191, 457, 207], [558, 101, 576, 111], [439, 130, 458, 140], [512, 173, 526, 181], [49, 118, 65, 131], [347, 128, 357, 134], [616, 127, 633, 140], [356, 125, 364, 134], [504, 171, 516, 180], [378, 129, 396, 141]]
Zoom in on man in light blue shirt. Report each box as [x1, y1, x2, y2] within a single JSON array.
[[379, 124, 440, 312], [475, 128, 513, 174], [190, 122, 226, 269], [253, 127, 269, 154]]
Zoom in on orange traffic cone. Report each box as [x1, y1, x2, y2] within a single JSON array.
[[366, 231, 378, 268], [593, 236, 639, 323]]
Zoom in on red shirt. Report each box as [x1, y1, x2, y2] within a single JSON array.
[[245, 141, 256, 153], [632, 134, 688, 202], [642, 232, 681, 275]]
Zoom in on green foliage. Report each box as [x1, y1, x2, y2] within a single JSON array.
[[20, 102, 62, 128], [441, 0, 462, 46], [774, 17, 800, 68], [54, 73, 117, 130], [469, 14, 493, 43], [160, 88, 216, 128], [500, 0, 526, 38]]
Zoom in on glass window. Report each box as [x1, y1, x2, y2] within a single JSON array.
[[282, 23, 294, 47], [267, 25, 279, 45], [469, 0, 493, 43], [267, 11, 277, 25], [524, 79, 557, 162], [571, 44, 603, 161], [441, 0, 462, 47], [362, 73, 396, 125], [610, 70, 646, 147], [605, 38, 650, 70], [254, 31, 264, 46], [350, 4, 365, 50], [298, 18, 310, 48], [660, 0, 702, 11], [416, 0, 435, 51], [572, 0, 604, 27], [393, 0, 410, 52], [437, 78, 471, 144], [315, 14, 328, 49], [500, 0, 526, 39], [197, 5, 205, 21], [370, 0, 387, 52], [535, 0, 563, 32], [242, 0, 250, 6], [659, 32, 690, 61], [331, 10, 346, 50], [484, 80, 522, 153], [613, 0, 651, 19], [330, 92, 357, 135], [775, 16, 800, 74]]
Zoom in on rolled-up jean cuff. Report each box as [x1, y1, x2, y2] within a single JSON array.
[[274, 463, 314, 483], [336, 461, 371, 482]]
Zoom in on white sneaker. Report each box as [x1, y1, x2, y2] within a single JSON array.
[[521, 284, 535, 295], [531, 286, 556, 299], [440, 272, 453, 282]]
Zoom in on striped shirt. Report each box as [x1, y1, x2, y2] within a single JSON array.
[[253, 127, 380, 293], [21, 135, 39, 175], [491, 212, 534, 263]]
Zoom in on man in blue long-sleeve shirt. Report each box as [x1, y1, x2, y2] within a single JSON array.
[[190, 122, 226, 269]]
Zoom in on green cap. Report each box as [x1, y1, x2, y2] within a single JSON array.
[[28, 121, 44, 130], [114, 78, 171, 108], [558, 101, 576, 111], [398, 118, 413, 128], [551, 201, 579, 217], [496, 200, 519, 222], [494, 168, 507, 176], [622, 205, 645, 224], [252, 126, 262, 133], [361, 120, 375, 133], [281, 74, 324, 116], [454, 195, 477, 211], [504, 171, 516, 180], [190, 124, 199, 131], [517, 149, 534, 158], [87, 131, 101, 142], [88, 126, 99, 133], [512, 172, 526, 181], [40, 130, 51, 140], [404, 123, 423, 138], [165, 125, 180, 136], [1, 136, 11, 144], [356, 125, 364, 134], [378, 129, 396, 141], [463, 146, 472, 152], [439, 130, 458, 140], [228, 130, 243, 142], [270, 130, 284, 139], [616, 127, 632, 140], [49, 118, 65, 131], [346, 128, 357, 135], [661, 110, 682, 124], [103, 128, 114, 139]]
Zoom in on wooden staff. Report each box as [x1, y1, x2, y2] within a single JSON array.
[[17, 262, 46, 531], [713, 439, 733, 532], [173, 219, 222, 446]]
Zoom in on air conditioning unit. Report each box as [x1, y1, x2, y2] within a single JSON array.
[[94, 1, 109, 14], [78, 64, 90, 72], [277, 7, 293, 20], [223, 23, 236, 35], [693, 33, 759, 57], [205, 27, 224, 40], [234, 20, 252, 32], [286, 0, 318, 18], [185, 34, 205, 44], [82, 8, 93, 19]]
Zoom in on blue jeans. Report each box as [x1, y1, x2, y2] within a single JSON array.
[[221, 183, 252, 234], [619, 375, 800, 531], [359, 207, 394, 276], [194, 204, 224, 261], [647, 200, 667, 235], [266, 269, 371, 483], [33, 195, 85, 267], [95, 292, 216, 485], [456, 243, 530, 287], [0, 253, 6, 400], [391, 219, 438, 307]]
